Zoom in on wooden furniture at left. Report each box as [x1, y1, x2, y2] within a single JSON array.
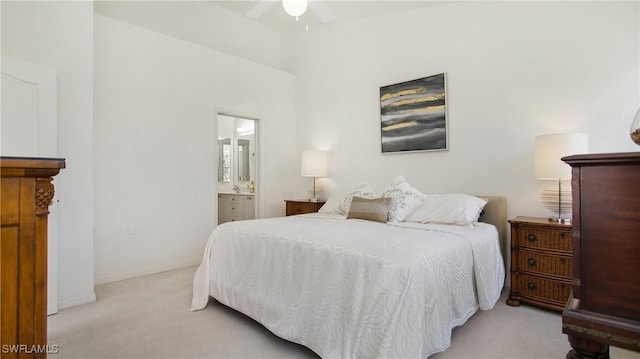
[[507, 216, 573, 312], [1, 157, 65, 359]]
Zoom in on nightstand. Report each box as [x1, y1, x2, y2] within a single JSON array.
[[507, 216, 573, 312], [285, 199, 326, 216]]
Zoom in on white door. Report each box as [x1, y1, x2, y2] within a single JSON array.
[[1, 57, 59, 315]]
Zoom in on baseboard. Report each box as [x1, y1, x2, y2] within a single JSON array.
[[57, 292, 97, 310], [94, 260, 201, 286]]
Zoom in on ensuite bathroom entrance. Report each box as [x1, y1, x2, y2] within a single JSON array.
[[216, 113, 258, 224]]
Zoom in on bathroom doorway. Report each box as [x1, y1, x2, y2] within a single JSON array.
[[217, 114, 258, 222]]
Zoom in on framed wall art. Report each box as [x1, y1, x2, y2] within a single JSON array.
[[380, 73, 447, 153]]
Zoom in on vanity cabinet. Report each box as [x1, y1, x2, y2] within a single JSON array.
[[218, 194, 255, 224]]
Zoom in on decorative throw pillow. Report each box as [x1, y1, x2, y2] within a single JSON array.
[[347, 197, 390, 223], [405, 193, 488, 225], [381, 175, 425, 222], [340, 182, 377, 214]]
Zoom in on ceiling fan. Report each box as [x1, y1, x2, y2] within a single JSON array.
[[247, 0, 336, 24]]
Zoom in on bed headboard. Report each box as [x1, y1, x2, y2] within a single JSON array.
[[476, 195, 507, 258]]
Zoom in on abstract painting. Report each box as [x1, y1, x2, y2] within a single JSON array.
[[380, 73, 447, 153]]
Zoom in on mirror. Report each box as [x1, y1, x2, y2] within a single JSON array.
[[217, 114, 256, 193], [237, 139, 250, 182], [218, 138, 231, 182]]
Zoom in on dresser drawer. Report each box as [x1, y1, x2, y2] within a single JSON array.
[[518, 227, 572, 252], [518, 274, 571, 303], [519, 250, 572, 278]]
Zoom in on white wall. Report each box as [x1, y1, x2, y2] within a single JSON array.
[[94, 1, 283, 70], [93, 14, 296, 284], [1, 1, 96, 308], [285, 1, 639, 233]]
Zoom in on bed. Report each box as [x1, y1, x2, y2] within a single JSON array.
[[191, 192, 506, 358]]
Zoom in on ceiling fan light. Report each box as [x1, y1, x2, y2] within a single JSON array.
[[282, 0, 308, 17]]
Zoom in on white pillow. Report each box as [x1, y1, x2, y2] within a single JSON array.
[[318, 191, 347, 215], [340, 182, 377, 214], [405, 193, 487, 225], [381, 175, 424, 223]]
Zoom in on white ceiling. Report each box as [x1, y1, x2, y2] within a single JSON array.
[[211, 1, 452, 33]]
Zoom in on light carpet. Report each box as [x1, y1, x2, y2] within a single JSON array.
[[49, 266, 639, 358]]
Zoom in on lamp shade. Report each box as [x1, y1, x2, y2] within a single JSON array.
[[534, 133, 588, 180], [301, 149, 327, 177], [282, 0, 308, 17]]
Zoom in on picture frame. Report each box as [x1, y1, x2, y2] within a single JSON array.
[[380, 73, 447, 153]]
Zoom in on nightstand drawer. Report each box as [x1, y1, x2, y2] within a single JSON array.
[[519, 250, 572, 278], [518, 274, 571, 303], [518, 227, 572, 252], [287, 203, 316, 215], [284, 200, 326, 216]]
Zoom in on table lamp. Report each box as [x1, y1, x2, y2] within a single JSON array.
[[534, 133, 588, 223], [301, 149, 327, 202]]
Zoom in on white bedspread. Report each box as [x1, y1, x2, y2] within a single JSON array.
[[191, 214, 504, 358]]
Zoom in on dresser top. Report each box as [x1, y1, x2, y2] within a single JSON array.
[[1, 156, 66, 177], [562, 152, 640, 166]]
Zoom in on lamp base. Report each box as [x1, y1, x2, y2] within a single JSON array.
[[548, 217, 572, 224], [309, 198, 319, 203], [540, 182, 573, 222]]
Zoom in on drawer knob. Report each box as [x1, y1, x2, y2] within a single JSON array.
[[527, 282, 537, 291], [527, 234, 537, 242], [527, 258, 536, 266], [296, 208, 301, 212]]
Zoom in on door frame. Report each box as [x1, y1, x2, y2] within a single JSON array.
[[216, 112, 260, 221], [1, 57, 59, 314]]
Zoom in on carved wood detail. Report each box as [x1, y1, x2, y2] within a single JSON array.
[[35, 177, 55, 216]]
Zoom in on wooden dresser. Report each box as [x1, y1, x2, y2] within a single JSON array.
[[1, 157, 64, 358], [285, 200, 325, 216], [507, 216, 573, 312], [561, 152, 640, 358]]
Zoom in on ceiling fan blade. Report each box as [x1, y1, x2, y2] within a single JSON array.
[[247, 0, 278, 18], [309, 0, 336, 23]]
